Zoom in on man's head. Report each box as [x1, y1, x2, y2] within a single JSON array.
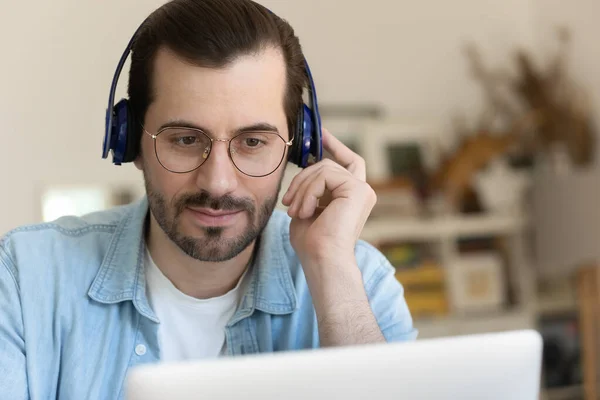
[[128, 0, 307, 262]]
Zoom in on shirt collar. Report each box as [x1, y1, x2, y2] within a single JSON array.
[[87, 197, 297, 323]]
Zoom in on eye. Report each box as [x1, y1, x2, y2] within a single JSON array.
[[163, 129, 206, 147], [177, 136, 198, 146], [244, 137, 263, 147]]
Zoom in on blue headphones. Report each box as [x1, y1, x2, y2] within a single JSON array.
[[102, 18, 323, 169]]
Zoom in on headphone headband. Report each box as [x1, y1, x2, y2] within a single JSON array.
[[102, 24, 144, 160], [303, 59, 322, 163]]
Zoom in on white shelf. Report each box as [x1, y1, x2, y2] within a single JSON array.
[[360, 213, 528, 243], [413, 308, 537, 340]]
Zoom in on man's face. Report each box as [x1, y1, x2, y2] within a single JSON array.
[[137, 46, 289, 262]]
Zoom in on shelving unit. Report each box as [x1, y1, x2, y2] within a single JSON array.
[[360, 211, 538, 337], [360, 212, 528, 243]]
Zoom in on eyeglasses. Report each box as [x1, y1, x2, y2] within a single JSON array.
[[143, 126, 293, 177]]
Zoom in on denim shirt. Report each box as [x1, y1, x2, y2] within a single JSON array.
[[0, 197, 417, 400]]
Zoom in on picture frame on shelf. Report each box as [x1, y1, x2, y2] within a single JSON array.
[[360, 119, 444, 184], [317, 102, 386, 159], [447, 252, 507, 314], [320, 116, 366, 156]]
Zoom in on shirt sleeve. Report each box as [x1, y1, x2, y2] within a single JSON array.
[[0, 243, 29, 399], [359, 243, 419, 342]]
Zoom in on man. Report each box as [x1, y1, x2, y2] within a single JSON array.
[[0, 0, 416, 398]]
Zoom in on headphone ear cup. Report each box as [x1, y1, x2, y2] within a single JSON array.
[[295, 104, 314, 168], [111, 99, 130, 165], [110, 99, 139, 164], [121, 101, 140, 163]]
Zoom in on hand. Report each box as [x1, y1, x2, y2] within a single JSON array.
[[281, 128, 377, 267]]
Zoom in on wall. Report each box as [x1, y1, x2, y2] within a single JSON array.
[[529, 0, 600, 277], [261, 0, 535, 118], [0, 0, 534, 235], [0, 0, 166, 235]]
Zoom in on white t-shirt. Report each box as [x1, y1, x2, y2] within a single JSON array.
[[144, 249, 247, 362]]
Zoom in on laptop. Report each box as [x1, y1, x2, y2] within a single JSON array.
[[125, 329, 543, 400]]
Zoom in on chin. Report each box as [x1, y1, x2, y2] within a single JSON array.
[[173, 227, 257, 262]]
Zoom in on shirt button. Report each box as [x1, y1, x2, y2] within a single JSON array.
[[135, 344, 147, 356]]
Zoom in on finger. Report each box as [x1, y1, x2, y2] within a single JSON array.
[[322, 127, 366, 181], [290, 168, 353, 219], [299, 194, 319, 219], [282, 164, 321, 206], [290, 169, 327, 219], [283, 159, 342, 206], [287, 168, 324, 217]]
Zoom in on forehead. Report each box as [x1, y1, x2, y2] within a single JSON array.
[[146, 46, 288, 135]]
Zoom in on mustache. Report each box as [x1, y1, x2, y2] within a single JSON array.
[[174, 190, 255, 215]]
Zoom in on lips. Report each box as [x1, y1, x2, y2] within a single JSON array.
[[187, 207, 240, 217], [185, 207, 243, 227]]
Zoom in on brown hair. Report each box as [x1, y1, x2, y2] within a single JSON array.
[[127, 0, 306, 145]]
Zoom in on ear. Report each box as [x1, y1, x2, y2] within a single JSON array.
[[132, 127, 145, 171], [133, 153, 143, 171]]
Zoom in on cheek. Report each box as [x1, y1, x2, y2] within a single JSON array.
[[244, 169, 285, 202], [143, 146, 193, 202]]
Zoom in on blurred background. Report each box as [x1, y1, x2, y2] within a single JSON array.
[[2, 0, 600, 398]]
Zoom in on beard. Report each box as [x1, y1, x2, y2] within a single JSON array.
[[143, 169, 283, 262]]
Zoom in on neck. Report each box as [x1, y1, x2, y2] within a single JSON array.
[[145, 213, 254, 299]]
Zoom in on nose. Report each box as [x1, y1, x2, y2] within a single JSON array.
[[196, 140, 239, 197]]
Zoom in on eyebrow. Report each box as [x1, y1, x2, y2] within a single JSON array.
[[158, 119, 280, 136]]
